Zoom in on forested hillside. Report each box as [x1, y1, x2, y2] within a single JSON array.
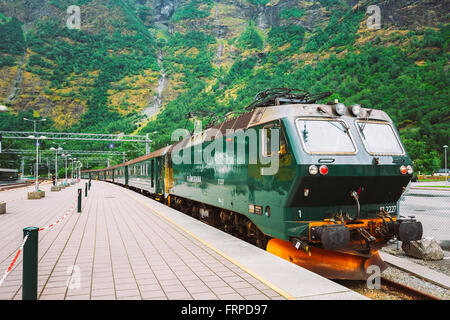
[[0, 0, 448, 173]]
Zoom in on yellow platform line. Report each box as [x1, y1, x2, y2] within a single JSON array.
[[121, 189, 295, 300]]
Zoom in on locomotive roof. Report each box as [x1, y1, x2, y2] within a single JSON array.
[[166, 104, 391, 153], [81, 104, 391, 172], [248, 104, 391, 127]]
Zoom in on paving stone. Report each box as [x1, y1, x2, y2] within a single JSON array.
[[65, 294, 90, 300], [217, 293, 244, 300], [235, 287, 261, 296], [185, 284, 211, 294], [116, 289, 141, 299], [91, 294, 116, 300], [91, 288, 115, 297], [192, 291, 218, 300], [141, 289, 166, 299], [244, 294, 271, 300], [211, 286, 236, 295], [166, 290, 192, 299]]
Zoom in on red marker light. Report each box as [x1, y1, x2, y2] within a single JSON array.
[[400, 165, 407, 174], [319, 165, 328, 175]]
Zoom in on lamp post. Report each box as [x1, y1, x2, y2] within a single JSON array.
[[50, 146, 63, 187], [62, 154, 71, 185], [76, 161, 82, 181], [70, 157, 77, 183], [69, 158, 73, 182], [444, 145, 448, 185], [23, 117, 46, 133], [28, 135, 46, 192]]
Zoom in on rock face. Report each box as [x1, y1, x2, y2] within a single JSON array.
[[379, 0, 450, 28], [402, 237, 445, 261]]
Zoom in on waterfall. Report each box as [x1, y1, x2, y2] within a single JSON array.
[[143, 50, 167, 118]]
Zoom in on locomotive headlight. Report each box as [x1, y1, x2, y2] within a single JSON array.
[[351, 104, 361, 117], [309, 165, 318, 175], [407, 165, 413, 175], [334, 103, 346, 116], [400, 165, 407, 174]]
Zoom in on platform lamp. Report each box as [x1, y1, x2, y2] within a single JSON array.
[[70, 157, 77, 183], [50, 146, 63, 187], [444, 145, 448, 185], [76, 160, 82, 180], [23, 117, 46, 133], [62, 154, 71, 185], [28, 135, 47, 192]]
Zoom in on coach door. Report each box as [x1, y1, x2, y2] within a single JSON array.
[[165, 154, 173, 196], [155, 157, 164, 195]]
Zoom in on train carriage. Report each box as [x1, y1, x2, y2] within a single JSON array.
[[105, 168, 114, 182]]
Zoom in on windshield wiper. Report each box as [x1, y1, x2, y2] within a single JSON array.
[[328, 120, 349, 134], [302, 122, 308, 142], [359, 109, 373, 137]]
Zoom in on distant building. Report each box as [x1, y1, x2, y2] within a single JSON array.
[[0, 168, 19, 181], [433, 169, 449, 176]]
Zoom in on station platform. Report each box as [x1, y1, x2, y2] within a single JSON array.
[[0, 180, 366, 300]]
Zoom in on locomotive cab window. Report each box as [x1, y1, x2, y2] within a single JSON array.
[[296, 118, 356, 154], [357, 121, 404, 155], [262, 125, 273, 156], [262, 124, 285, 156]]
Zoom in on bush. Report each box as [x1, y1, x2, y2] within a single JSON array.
[[237, 24, 263, 50]]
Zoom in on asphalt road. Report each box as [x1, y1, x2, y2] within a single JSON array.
[[400, 184, 449, 248]]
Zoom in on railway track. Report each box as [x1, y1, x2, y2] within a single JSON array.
[[381, 277, 440, 300], [0, 182, 27, 191], [335, 274, 442, 300], [0, 179, 50, 191]]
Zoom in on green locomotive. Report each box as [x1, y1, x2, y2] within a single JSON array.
[[82, 89, 422, 280]]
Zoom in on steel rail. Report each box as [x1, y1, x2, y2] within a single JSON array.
[[381, 277, 441, 300]]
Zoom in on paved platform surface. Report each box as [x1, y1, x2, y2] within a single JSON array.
[[0, 180, 365, 300]]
